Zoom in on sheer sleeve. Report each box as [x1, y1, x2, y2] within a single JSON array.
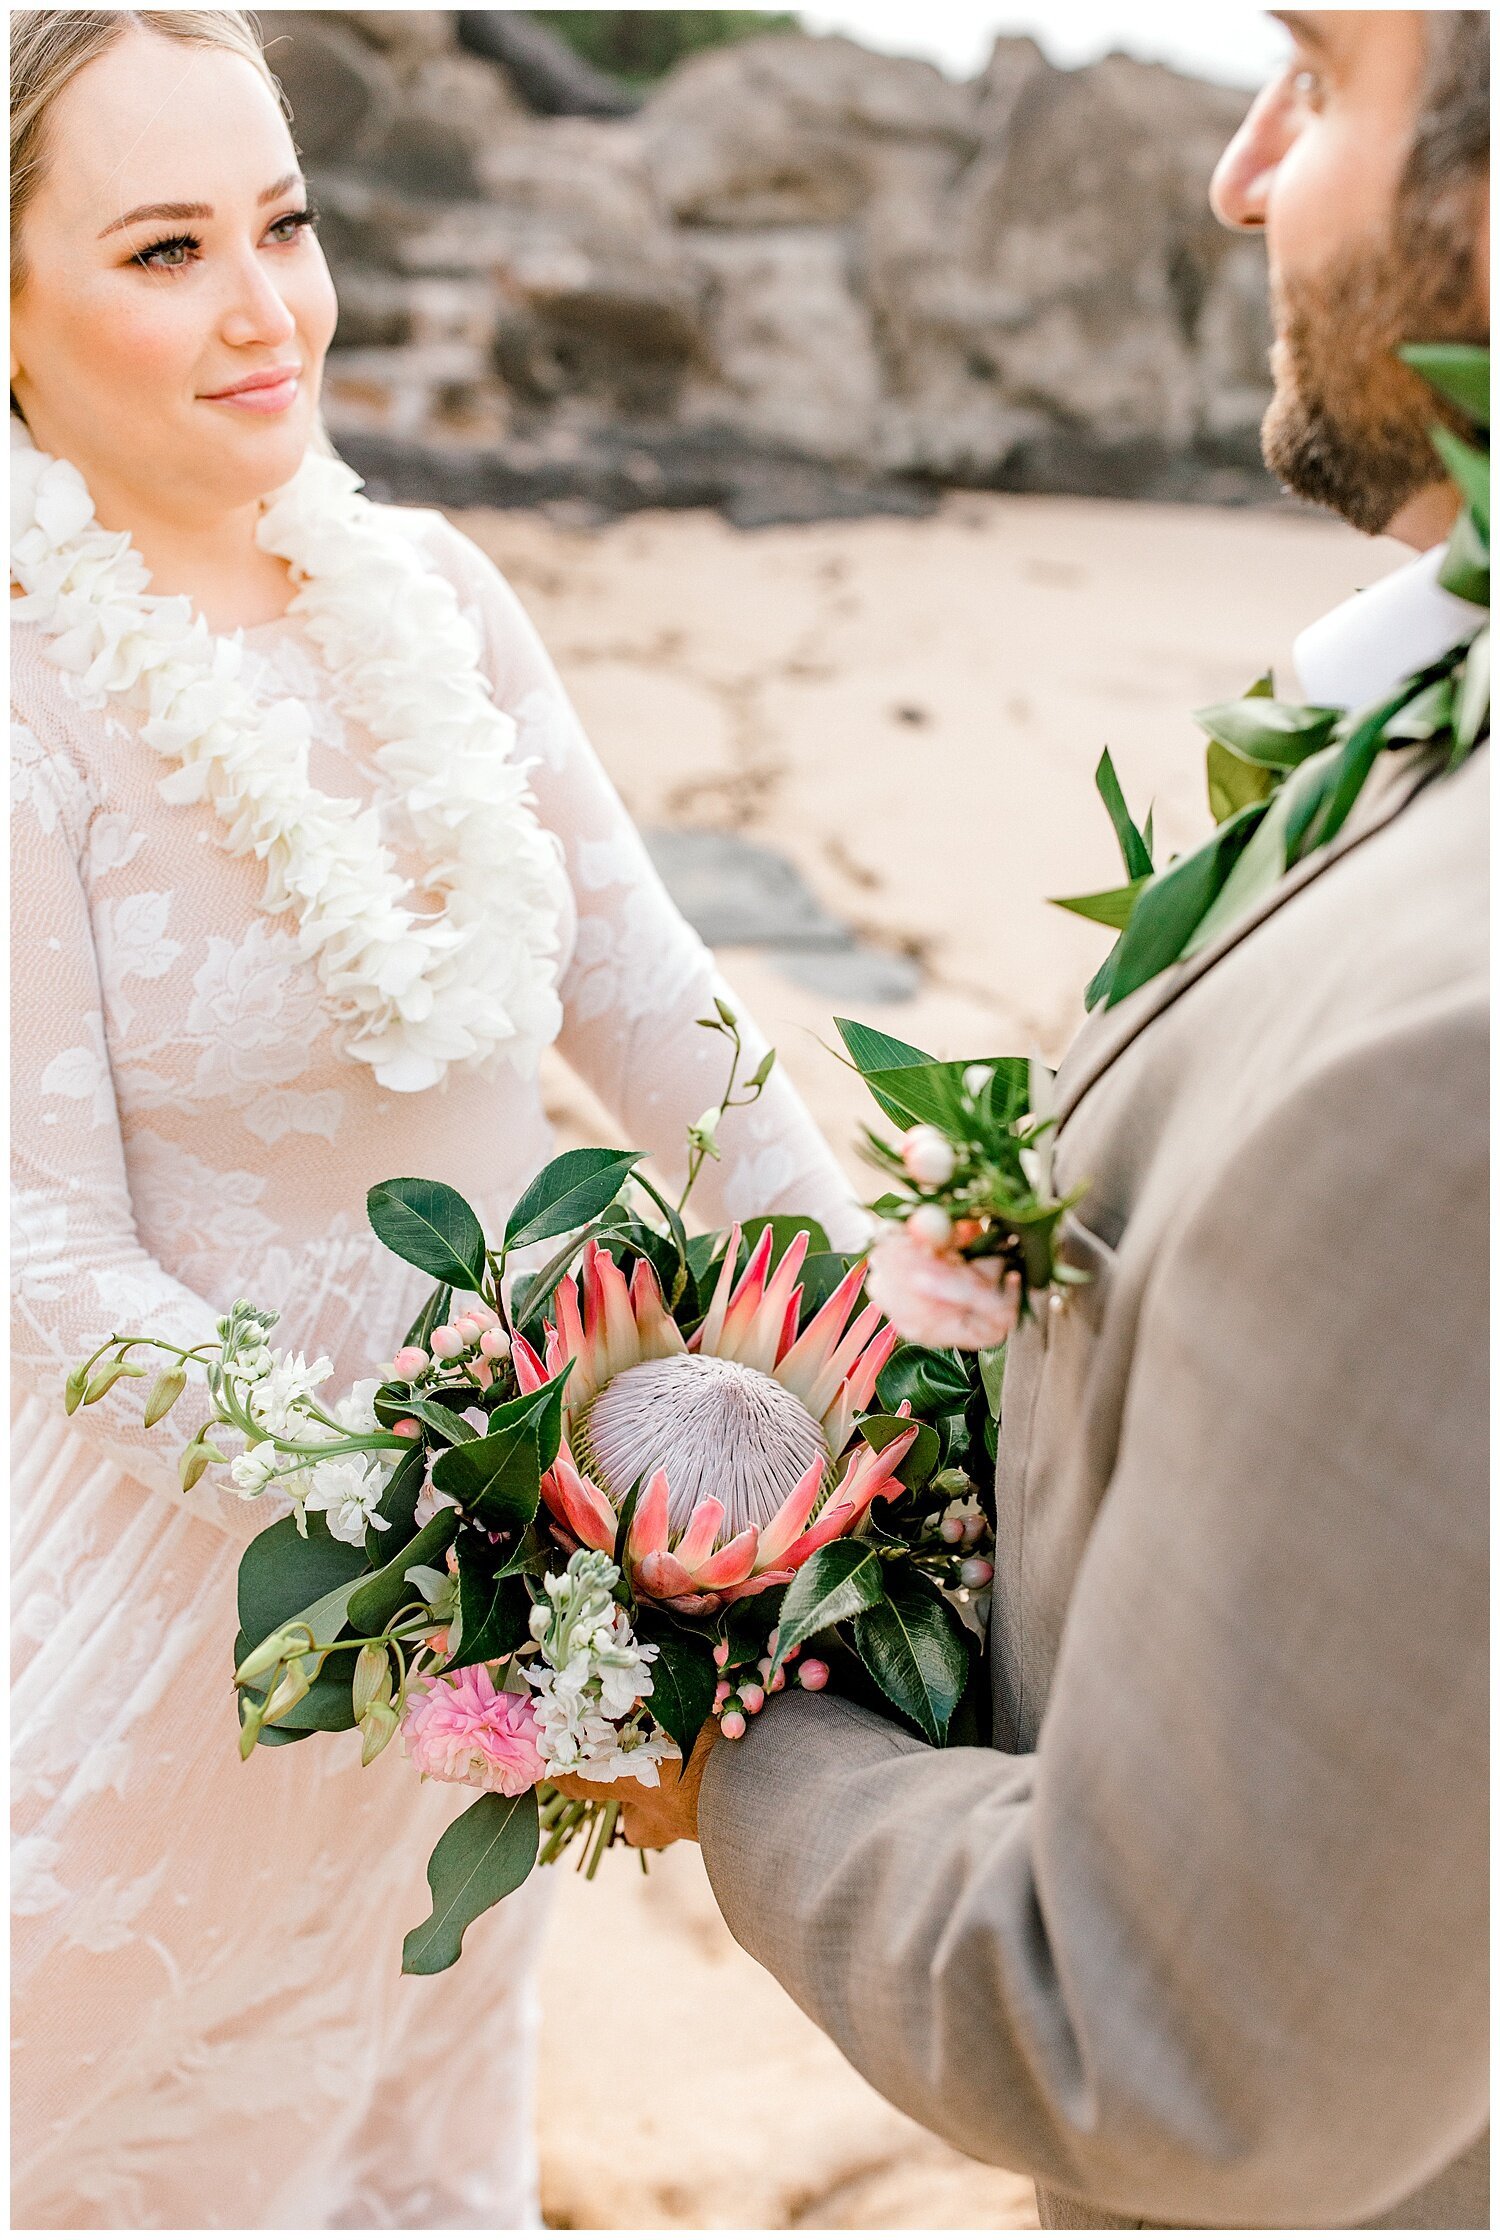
[[10, 713, 237, 1526], [418, 514, 869, 1252]]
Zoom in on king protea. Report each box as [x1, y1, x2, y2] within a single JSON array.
[[513, 1227, 918, 1614]]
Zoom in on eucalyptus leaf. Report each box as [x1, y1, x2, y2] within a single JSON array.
[[236, 1512, 369, 1657], [505, 1148, 640, 1251], [367, 1178, 488, 1291], [402, 1790, 539, 1976], [854, 1567, 968, 1744], [772, 1540, 887, 1670]]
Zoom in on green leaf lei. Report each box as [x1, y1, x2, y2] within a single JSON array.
[[1056, 344, 1491, 1011]]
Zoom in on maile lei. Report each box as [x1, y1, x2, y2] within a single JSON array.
[[1055, 344, 1491, 1011], [9, 415, 573, 1093]]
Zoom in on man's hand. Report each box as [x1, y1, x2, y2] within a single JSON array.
[[549, 1719, 721, 1849]]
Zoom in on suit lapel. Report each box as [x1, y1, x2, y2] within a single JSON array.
[[1051, 746, 1447, 1135]]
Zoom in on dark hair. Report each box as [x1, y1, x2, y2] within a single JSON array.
[[1404, 11, 1489, 196]]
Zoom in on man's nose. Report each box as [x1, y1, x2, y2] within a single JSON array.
[[1211, 78, 1293, 230], [220, 250, 297, 349]]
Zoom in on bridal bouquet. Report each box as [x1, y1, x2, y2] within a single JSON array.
[[66, 1013, 1002, 1972]]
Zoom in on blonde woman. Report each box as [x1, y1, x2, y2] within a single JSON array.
[[9, 12, 860, 2225]]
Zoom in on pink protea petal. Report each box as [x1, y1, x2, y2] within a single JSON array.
[[626, 1468, 673, 1567], [836, 1423, 919, 1521], [635, 1547, 700, 1600], [755, 1453, 829, 1568], [721, 1231, 810, 1374], [594, 1246, 645, 1380], [713, 1226, 783, 1366], [674, 1497, 727, 1575], [805, 1300, 889, 1426], [693, 1526, 760, 1590], [630, 1257, 688, 1362], [773, 1260, 867, 1403], [691, 1223, 743, 1357], [542, 1456, 617, 1553], [512, 1332, 547, 1392], [721, 1567, 796, 1602], [822, 1322, 900, 1458], [775, 1498, 859, 1572], [777, 1285, 804, 1363]]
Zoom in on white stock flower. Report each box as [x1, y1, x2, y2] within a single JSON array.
[[523, 1549, 677, 1785], [304, 1453, 392, 1544], [239, 1349, 335, 1436]]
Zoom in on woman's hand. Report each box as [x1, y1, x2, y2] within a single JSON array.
[[549, 1719, 721, 1849]]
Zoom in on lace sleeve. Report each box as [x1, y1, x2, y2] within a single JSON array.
[[10, 714, 238, 1526], [420, 516, 868, 1251]]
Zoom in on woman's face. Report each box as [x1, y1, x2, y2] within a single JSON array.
[[10, 28, 338, 523]]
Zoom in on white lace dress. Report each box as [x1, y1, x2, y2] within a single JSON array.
[[11, 507, 862, 2231]]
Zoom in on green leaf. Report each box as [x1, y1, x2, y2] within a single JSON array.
[[633, 1612, 717, 1756], [346, 1509, 461, 1638], [236, 1512, 368, 1657], [1193, 698, 1341, 768], [1438, 506, 1489, 607], [1429, 423, 1491, 541], [1400, 342, 1490, 428], [978, 1343, 1007, 1419], [402, 1790, 540, 1976], [402, 1396, 481, 1447], [876, 1344, 972, 1417], [1094, 749, 1154, 879], [432, 1421, 541, 1534], [834, 1018, 937, 1077], [858, 1412, 940, 1491], [367, 1178, 488, 1291], [1104, 804, 1262, 1008], [1050, 877, 1148, 931], [1179, 780, 1297, 960], [368, 1442, 426, 1557], [252, 1661, 359, 1735], [455, 1556, 534, 1666], [1205, 736, 1277, 825], [854, 1568, 969, 1744], [773, 1540, 887, 1669], [504, 1148, 640, 1252], [1454, 625, 1490, 754]]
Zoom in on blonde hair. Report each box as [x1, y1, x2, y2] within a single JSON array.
[[10, 9, 284, 290]]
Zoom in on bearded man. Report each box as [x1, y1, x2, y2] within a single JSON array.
[[594, 13, 1490, 2229]]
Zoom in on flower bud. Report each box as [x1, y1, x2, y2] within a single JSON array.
[[901, 1125, 956, 1188], [392, 1417, 419, 1439], [179, 1442, 212, 1493], [143, 1364, 189, 1428], [262, 1662, 312, 1723], [429, 1327, 464, 1361], [83, 1357, 146, 1406], [963, 1063, 995, 1099], [714, 1680, 731, 1706], [712, 1642, 728, 1668], [907, 1203, 953, 1249], [352, 1643, 392, 1722], [769, 1667, 786, 1692], [233, 1626, 303, 1687], [479, 1328, 510, 1359], [940, 1515, 966, 1545], [63, 1363, 89, 1416], [962, 1514, 985, 1546], [392, 1346, 429, 1379], [798, 1658, 830, 1692], [959, 1556, 994, 1589], [359, 1700, 400, 1766], [740, 1683, 765, 1716], [720, 1709, 747, 1739], [238, 1696, 265, 1761]]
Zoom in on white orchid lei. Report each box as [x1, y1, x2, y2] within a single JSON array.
[[9, 415, 572, 1092]]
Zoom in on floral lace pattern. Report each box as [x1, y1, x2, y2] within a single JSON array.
[[11, 505, 862, 2228]]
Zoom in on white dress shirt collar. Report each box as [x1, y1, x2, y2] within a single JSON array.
[[1293, 540, 1484, 711]]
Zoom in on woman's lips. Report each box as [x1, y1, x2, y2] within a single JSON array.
[[201, 369, 301, 415]]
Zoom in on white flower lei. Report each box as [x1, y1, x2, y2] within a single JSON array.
[[9, 416, 572, 1093]]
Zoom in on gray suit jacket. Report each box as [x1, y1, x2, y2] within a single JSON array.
[[699, 739, 1489, 2229]]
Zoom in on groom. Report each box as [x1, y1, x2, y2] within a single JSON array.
[[613, 12, 1491, 2231]]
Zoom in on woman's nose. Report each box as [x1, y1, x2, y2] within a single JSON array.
[[1211, 77, 1293, 230], [219, 250, 297, 350]]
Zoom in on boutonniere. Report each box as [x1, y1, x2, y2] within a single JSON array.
[[1053, 344, 1490, 1012]]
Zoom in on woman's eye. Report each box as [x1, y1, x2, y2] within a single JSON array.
[[267, 209, 317, 246], [134, 233, 198, 272]]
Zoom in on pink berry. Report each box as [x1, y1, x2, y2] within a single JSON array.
[[712, 1642, 728, 1668], [901, 1124, 956, 1188], [714, 1680, 731, 1706], [769, 1668, 786, 1692], [392, 1346, 429, 1379], [479, 1328, 510, 1359], [799, 1658, 830, 1692], [960, 1556, 994, 1589], [963, 1515, 985, 1545], [740, 1683, 765, 1715], [940, 1516, 966, 1545], [454, 1316, 481, 1343], [392, 1417, 419, 1439], [429, 1327, 463, 1361], [908, 1202, 954, 1249], [720, 1710, 747, 1740]]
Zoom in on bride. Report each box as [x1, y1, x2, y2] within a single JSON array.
[[9, 11, 860, 2227]]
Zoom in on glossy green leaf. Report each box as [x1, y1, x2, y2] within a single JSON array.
[[854, 1568, 969, 1743], [772, 1540, 887, 1670], [366, 1442, 426, 1557], [401, 1282, 453, 1354], [367, 1178, 488, 1291], [402, 1396, 480, 1446], [739, 1213, 832, 1261], [1193, 697, 1341, 768], [876, 1344, 972, 1417], [402, 1790, 539, 1976], [236, 1512, 368, 1656], [346, 1509, 460, 1638], [834, 1018, 937, 1077], [632, 1613, 717, 1757], [455, 1557, 534, 1667], [432, 1419, 542, 1534], [504, 1148, 640, 1252], [1093, 749, 1154, 880], [1049, 878, 1148, 930], [1454, 625, 1490, 753], [1104, 804, 1262, 1007], [979, 1343, 1007, 1419], [858, 1412, 940, 1490], [1400, 342, 1490, 427]]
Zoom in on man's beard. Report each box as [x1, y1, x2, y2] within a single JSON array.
[[1262, 187, 1486, 535]]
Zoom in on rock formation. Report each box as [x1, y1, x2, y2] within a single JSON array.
[[256, 13, 1275, 522]]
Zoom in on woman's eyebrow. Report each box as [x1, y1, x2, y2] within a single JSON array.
[[97, 172, 303, 239]]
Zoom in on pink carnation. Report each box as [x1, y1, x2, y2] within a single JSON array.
[[866, 1224, 1023, 1351], [401, 1665, 546, 1796]]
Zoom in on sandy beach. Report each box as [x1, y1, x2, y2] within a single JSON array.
[[454, 491, 1402, 2230]]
